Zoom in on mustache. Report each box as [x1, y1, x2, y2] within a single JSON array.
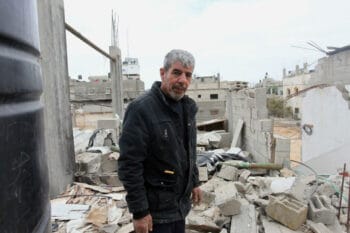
[[172, 83, 187, 90]]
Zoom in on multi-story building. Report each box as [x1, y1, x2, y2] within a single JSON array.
[[70, 57, 145, 128], [187, 74, 248, 122], [282, 63, 313, 119]]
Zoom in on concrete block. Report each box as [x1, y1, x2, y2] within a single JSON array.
[[100, 152, 118, 173], [198, 166, 208, 182], [215, 182, 238, 205], [230, 204, 258, 233], [201, 190, 216, 205], [260, 119, 273, 132], [100, 173, 123, 187], [239, 170, 251, 183], [266, 195, 308, 230], [217, 164, 239, 181], [308, 195, 336, 225], [217, 197, 241, 216], [76, 152, 101, 174]]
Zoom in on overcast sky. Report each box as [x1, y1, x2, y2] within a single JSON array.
[[64, 0, 350, 89]]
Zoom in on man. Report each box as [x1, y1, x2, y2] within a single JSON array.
[[118, 49, 202, 233]]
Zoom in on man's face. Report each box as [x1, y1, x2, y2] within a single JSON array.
[[160, 61, 193, 101]]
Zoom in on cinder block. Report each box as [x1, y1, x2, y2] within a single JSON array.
[[308, 195, 336, 225], [217, 164, 239, 181], [266, 195, 308, 230]]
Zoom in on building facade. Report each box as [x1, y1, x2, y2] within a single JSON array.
[[282, 63, 313, 119]]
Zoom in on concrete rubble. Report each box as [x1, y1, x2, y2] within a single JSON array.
[[51, 128, 349, 233]]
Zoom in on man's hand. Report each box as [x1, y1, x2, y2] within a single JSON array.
[[133, 214, 153, 233], [191, 187, 202, 205]]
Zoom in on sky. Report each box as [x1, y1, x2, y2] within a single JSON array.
[[64, 0, 350, 89]]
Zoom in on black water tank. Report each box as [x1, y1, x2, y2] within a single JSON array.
[[0, 1, 50, 232]]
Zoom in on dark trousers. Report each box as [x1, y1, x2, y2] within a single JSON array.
[[152, 220, 185, 233]]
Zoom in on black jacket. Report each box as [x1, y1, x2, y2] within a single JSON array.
[[118, 81, 199, 223]]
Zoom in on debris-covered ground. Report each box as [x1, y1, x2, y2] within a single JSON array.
[[51, 128, 350, 233]]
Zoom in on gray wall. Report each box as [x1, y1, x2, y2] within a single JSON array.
[[38, 0, 75, 197], [226, 88, 290, 163]]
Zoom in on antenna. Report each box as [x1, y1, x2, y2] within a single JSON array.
[[307, 41, 327, 54]]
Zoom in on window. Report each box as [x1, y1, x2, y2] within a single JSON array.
[[295, 108, 299, 114], [198, 94, 201, 98], [210, 94, 218, 99], [105, 88, 111, 94]]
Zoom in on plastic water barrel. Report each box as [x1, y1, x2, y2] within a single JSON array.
[[0, 1, 50, 232]]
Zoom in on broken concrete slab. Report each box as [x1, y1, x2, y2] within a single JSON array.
[[307, 220, 333, 233], [100, 172, 123, 187], [214, 182, 239, 205], [239, 170, 251, 183], [217, 164, 239, 181], [116, 222, 133, 233], [261, 216, 303, 233], [266, 195, 308, 230], [51, 203, 90, 220], [217, 197, 241, 216], [230, 204, 258, 233], [100, 152, 119, 173], [186, 210, 219, 230], [76, 152, 101, 174], [198, 166, 208, 182]]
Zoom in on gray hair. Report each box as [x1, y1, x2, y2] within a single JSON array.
[[163, 49, 195, 71]]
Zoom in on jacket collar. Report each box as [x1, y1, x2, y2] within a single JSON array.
[[151, 81, 198, 118]]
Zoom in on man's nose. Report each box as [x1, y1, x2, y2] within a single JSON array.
[[178, 73, 188, 83]]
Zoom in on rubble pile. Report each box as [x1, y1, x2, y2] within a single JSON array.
[[52, 129, 349, 232]]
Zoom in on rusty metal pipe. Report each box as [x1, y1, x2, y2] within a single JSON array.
[[338, 163, 346, 219]]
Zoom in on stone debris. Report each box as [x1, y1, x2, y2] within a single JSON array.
[[52, 129, 349, 233]]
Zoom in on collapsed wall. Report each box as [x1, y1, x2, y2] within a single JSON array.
[[226, 88, 290, 163], [301, 47, 350, 174]]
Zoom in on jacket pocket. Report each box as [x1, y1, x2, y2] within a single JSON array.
[[146, 178, 178, 211]]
